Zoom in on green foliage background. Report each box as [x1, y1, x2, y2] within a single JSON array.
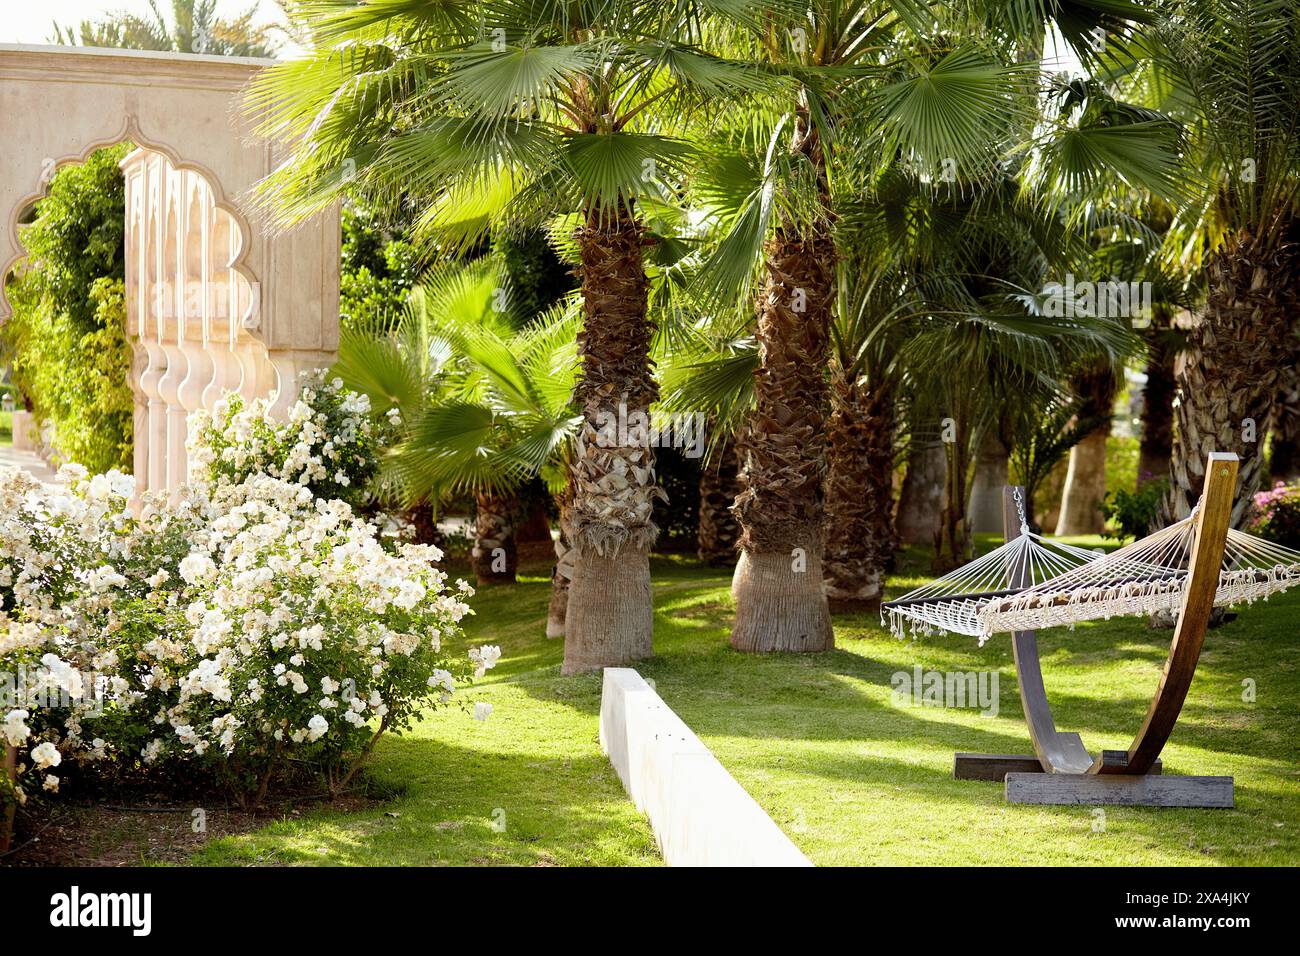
[[339, 205, 419, 331], [3, 146, 134, 472]]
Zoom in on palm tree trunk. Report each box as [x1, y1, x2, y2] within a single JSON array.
[[896, 438, 945, 546], [1057, 430, 1109, 534], [697, 435, 741, 567], [823, 372, 895, 611], [730, 117, 834, 654], [547, 487, 574, 639], [471, 491, 517, 585], [562, 204, 660, 674], [967, 428, 1009, 533], [1057, 364, 1116, 535], [405, 503, 444, 549], [933, 433, 974, 575], [1270, 359, 1300, 483], [1162, 232, 1298, 526], [1138, 327, 1176, 487]]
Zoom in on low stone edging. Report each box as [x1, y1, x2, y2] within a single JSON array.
[[599, 667, 812, 867]]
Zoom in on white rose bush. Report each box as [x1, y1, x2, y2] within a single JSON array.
[[2, 377, 493, 851], [187, 370, 388, 508]]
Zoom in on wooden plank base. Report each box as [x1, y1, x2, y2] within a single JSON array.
[[1005, 773, 1233, 808], [955, 753, 1161, 781], [954, 753, 1047, 781]]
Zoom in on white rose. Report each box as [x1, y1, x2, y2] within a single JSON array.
[[31, 742, 62, 769], [179, 552, 217, 586], [306, 715, 329, 742]]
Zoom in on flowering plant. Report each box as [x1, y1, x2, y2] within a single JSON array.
[[0, 464, 189, 811], [2, 376, 491, 830], [152, 474, 479, 802], [1247, 481, 1300, 549], [187, 370, 389, 508]]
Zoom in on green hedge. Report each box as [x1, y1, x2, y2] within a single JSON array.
[[3, 145, 133, 472]]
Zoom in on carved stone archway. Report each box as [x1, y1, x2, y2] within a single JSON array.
[[0, 44, 340, 496]]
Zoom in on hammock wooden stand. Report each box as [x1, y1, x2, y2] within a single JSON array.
[[953, 452, 1238, 808]]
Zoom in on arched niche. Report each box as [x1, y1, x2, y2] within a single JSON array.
[[0, 43, 340, 496]]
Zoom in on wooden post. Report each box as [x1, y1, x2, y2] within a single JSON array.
[[1095, 451, 1239, 774], [1, 743, 15, 855]]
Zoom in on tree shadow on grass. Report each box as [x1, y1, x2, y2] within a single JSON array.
[[191, 736, 659, 868]]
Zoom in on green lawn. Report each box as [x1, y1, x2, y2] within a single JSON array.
[[195, 542, 1300, 867], [0, 409, 11, 446]]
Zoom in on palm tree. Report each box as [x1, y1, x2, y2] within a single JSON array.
[[658, 329, 757, 565], [395, 291, 581, 591], [247, 0, 773, 673], [696, 434, 743, 565], [693, 6, 1028, 650], [337, 260, 583, 618], [1054, 360, 1119, 532], [1137, 0, 1300, 526], [822, 268, 909, 610], [52, 0, 279, 57]]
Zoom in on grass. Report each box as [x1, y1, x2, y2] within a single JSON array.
[[191, 633, 661, 866], [0, 409, 11, 446], [194, 541, 1300, 867]]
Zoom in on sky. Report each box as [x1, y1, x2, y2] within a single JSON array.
[[1, 1, 293, 50]]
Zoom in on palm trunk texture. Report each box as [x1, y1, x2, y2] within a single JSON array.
[[967, 428, 1009, 534], [933, 430, 975, 574], [697, 437, 741, 567], [471, 491, 518, 586], [823, 373, 895, 611], [733, 108, 832, 650], [1139, 327, 1176, 487], [547, 485, 574, 639], [1161, 232, 1299, 527], [896, 439, 945, 546], [562, 206, 661, 674], [1270, 359, 1300, 482], [1057, 364, 1117, 535], [730, 120, 834, 654]]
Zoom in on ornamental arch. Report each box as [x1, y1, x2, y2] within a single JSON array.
[[0, 44, 340, 497]]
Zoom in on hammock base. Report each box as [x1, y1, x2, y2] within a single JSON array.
[[953, 752, 1162, 781], [951, 460, 1244, 808]]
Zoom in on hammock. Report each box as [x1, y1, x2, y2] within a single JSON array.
[[978, 506, 1300, 642], [884, 494, 1300, 644], [882, 489, 1102, 640]]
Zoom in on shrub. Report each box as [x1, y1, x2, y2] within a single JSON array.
[[1, 147, 133, 473], [1247, 481, 1300, 549], [1100, 478, 1167, 541], [187, 370, 392, 510], [2, 380, 490, 831], [156, 475, 478, 801], [339, 205, 419, 331]]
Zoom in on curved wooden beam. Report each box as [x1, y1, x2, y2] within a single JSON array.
[[1093, 452, 1238, 774], [1002, 487, 1093, 774]]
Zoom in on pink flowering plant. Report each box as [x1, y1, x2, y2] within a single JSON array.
[[1247, 480, 1300, 549]]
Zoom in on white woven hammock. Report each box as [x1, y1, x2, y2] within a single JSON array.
[[884, 493, 1300, 645], [882, 489, 1102, 640]]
